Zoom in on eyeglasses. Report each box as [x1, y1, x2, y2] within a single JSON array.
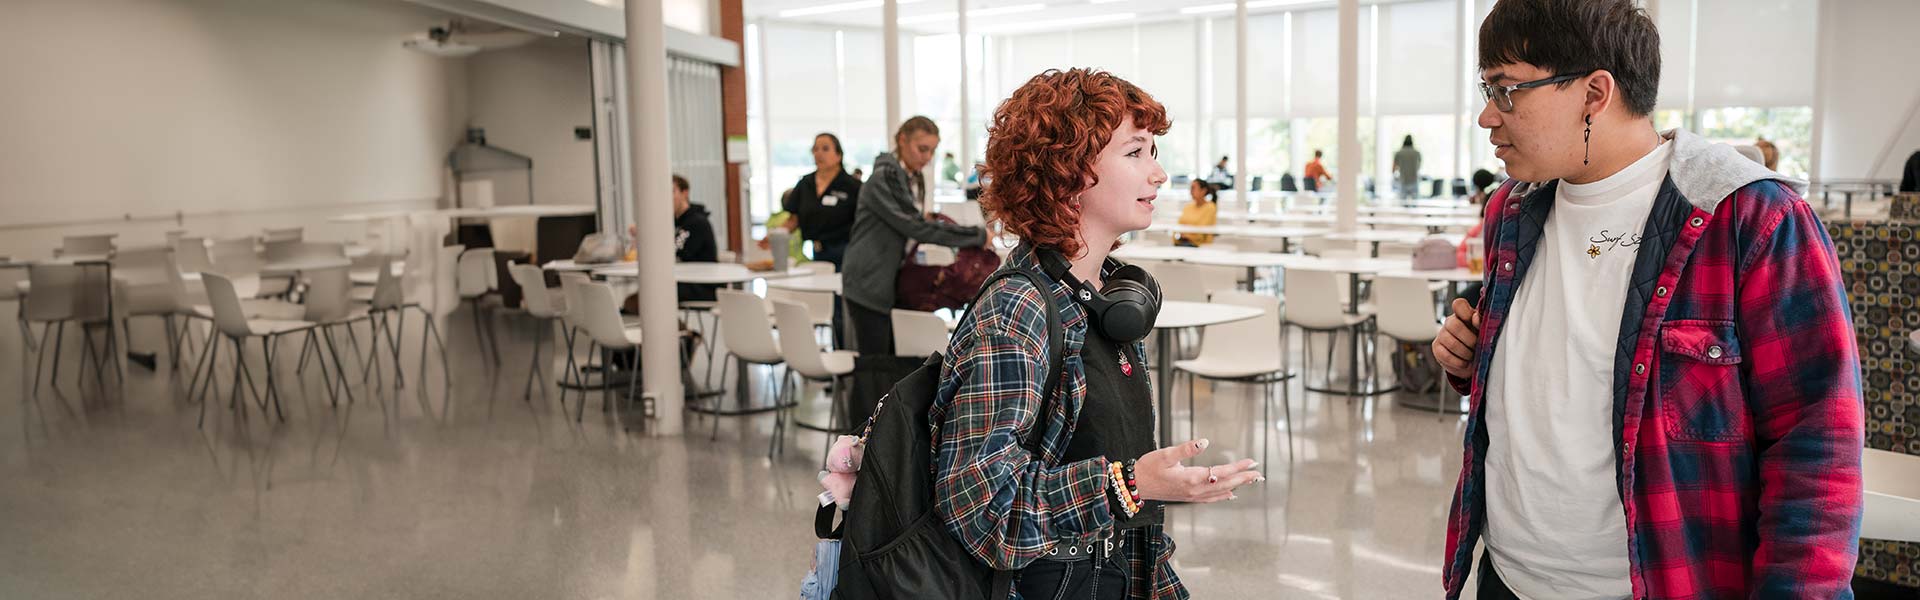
[[1478, 70, 1593, 112]]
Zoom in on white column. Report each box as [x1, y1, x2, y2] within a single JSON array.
[[884, 0, 901, 134], [958, 0, 971, 172], [1194, 18, 1207, 181], [623, 0, 683, 434], [1235, 0, 1248, 207], [1336, 0, 1358, 232], [1808, 0, 1830, 181], [1453, 0, 1466, 186]]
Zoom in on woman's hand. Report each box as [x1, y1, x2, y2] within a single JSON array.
[[1132, 439, 1262, 503]]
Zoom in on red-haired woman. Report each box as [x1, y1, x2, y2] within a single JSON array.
[[930, 69, 1261, 599]]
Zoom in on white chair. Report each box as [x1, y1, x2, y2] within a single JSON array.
[[890, 309, 951, 357], [455, 247, 502, 368], [23, 263, 117, 401], [1152, 263, 1210, 304], [0, 263, 31, 352], [768, 288, 834, 332], [554, 272, 596, 412], [356, 254, 449, 402], [57, 234, 116, 259], [772, 299, 856, 459], [208, 237, 285, 299], [570, 280, 644, 424], [507, 263, 568, 405], [1172, 290, 1292, 461], [712, 289, 790, 441], [197, 272, 317, 427], [1373, 276, 1452, 418], [263, 227, 304, 243], [1284, 267, 1379, 394], [296, 265, 371, 407], [111, 246, 199, 373], [174, 236, 215, 277], [1862, 449, 1920, 543]]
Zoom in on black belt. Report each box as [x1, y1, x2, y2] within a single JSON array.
[[1038, 535, 1125, 562]]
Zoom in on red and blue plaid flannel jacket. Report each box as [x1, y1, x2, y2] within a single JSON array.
[[1443, 172, 1866, 598], [931, 246, 1186, 600]]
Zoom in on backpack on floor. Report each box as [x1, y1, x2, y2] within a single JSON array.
[[809, 266, 1065, 600]]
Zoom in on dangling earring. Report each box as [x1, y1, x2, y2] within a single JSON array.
[[1583, 114, 1592, 166]]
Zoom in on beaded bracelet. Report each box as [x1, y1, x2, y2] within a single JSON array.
[[1107, 460, 1142, 518]]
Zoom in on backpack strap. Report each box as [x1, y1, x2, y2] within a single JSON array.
[[980, 265, 1066, 600], [952, 263, 1066, 457]]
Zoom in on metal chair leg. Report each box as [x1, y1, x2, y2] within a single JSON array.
[[41, 321, 66, 397], [322, 328, 358, 407]]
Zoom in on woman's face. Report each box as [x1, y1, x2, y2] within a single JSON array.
[[811, 136, 841, 172], [1189, 180, 1208, 203], [896, 130, 940, 172], [1077, 118, 1168, 245]]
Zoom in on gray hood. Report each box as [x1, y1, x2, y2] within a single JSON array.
[[1662, 128, 1805, 213], [1507, 128, 1806, 211]]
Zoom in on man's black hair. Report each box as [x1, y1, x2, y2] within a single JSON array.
[[1478, 0, 1661, 116]]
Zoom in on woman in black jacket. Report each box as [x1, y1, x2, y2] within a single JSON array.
[[784, 133, 862, 268]]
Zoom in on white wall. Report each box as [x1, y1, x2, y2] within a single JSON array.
[[466, 37, 599, 207], [0, 0, 468, 257], [1816, 0, 1920, 181]]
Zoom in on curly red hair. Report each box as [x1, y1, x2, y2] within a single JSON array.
[[981, 69, 1171, 258]]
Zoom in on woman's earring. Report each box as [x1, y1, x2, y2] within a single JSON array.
[[1583, 114, 1592, 166]]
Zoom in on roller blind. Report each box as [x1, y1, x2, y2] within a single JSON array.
[[1377, 0, 1458, 115], [1694, 0, 1815, 108]]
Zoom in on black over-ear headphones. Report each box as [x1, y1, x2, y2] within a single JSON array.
[[1036, 246, 1162, 343]]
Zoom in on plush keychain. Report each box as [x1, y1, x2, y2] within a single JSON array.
[[816, 435, 865, 510]]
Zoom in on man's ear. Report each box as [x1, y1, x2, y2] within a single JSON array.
[[1585, 70, 1617, 119]]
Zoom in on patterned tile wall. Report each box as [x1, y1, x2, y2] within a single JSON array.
[[1827, 197, 1919, 588]]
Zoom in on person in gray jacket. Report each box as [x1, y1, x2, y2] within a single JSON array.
[[841, 116, 988, 355]]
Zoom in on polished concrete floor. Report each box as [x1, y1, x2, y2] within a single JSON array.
[[0, 303, 1475, 598]]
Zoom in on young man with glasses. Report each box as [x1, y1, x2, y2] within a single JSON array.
[[1430, 1, 1864, 598]]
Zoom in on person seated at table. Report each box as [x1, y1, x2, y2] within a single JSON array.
[[669, 174, 718, 303], [1175, 180, 1219, 247], [1303, 149, 1331, 191]]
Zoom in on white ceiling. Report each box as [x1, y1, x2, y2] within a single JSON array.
[[743, 0, 1405, 35]]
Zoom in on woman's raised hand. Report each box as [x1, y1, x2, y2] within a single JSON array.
[[1132, 439, 1262, 504]]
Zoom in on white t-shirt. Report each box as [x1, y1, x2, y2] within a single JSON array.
[[1483, 141, 1672, 600]]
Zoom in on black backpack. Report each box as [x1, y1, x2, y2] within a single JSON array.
[[818, 266, 1067, 600]]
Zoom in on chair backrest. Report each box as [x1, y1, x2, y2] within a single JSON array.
[[767, 288, 833, 325], [263, 238, 303, 263], [456, 248, 497, 298], [1373, 276, 1441, 343], [263, 227, 304, 243], [369, 259, 404, 310], [1191, 264, 1243, 294], [431, 244, 464, 315], [772, 300, 833, 378], [717, 289, 782, 364], [111, 245, 176, 287], [1192, 291, 1283, 370], [890, 309, 951, 357], [506, 263, 560, 318], [199, 272, 257, 338], [303, 266, 354, 323], [1151, 262, 1210, 304], [1281, 267, 1349, 329], [173, 236, 214, 274], [555, 271, 591, 327], [573, 280, 639, 349], [23, 263, 89, 322], [0, 264, 27, 302], [61, 234, 116, 258], [208, 237, 263, 276]]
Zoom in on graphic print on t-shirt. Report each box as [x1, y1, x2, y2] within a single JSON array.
[[1585, 228, 1643, 259]]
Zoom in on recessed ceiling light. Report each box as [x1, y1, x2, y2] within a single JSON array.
[[898, 3, 1047, 24], [777, 0, 925, 19], [979, 11, 1135, 33]]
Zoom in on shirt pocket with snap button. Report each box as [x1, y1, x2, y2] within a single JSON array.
[[1656, 319, 1748, 442]]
